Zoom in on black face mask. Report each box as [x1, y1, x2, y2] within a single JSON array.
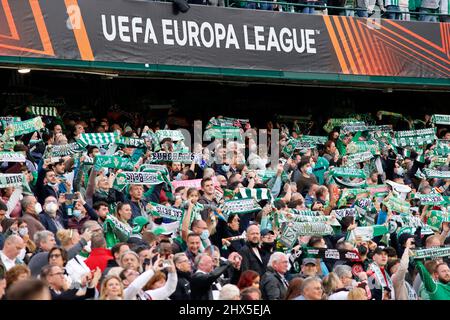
[[248, 241, 259, 248], [154, 217, 163, 225]]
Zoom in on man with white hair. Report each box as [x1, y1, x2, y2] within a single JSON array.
[[219, 284, 241, 300], [0, 235, 25, 270], [260, 252, 289, 300], [294, 277, 324, 300]]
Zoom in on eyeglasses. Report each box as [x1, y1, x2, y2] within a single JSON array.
[[50, 254, 62, 259]]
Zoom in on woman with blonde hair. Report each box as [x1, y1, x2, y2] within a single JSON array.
[[348, 287, 368, 300], [100, 275, 124, 300], [322, 272, 349, 300]]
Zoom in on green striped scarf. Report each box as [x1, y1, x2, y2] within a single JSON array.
[[29, 106, 59, 118], [94, 155, 136, 171], [235, 188, 273, 202], [155, 130, 185, 142], [206, 117, 250, 129], [346, 141, 380, 155], [346, 225, 389, 243], [77, 132, 118, 147], [219, 198, 261, 217], [204, 126, 243, 141]]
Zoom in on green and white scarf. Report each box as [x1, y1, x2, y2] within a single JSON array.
[[220, 198, 261, 216], [206, 117, 250, 129], [29, 106, 59, 117], [103, 214, 132, 248], [415, 193, 445, 205], [383, 196, 411, 214], [430, 156, 449, 169], [255, 169, 289, 183], [290, 209, 321, 216], [155, 130, 185, 142], [204, 126, 243, 141], [8, 116, 44, 136], [94, 155, 136, 171], [345, 151, 373, 167], [323, 118, 358, 133], [0, 151, 25, 162], [299, 135, 328, 145], [279, 221, 334, 248], [77, 132, 118, 147], [422, 168, 450, 179], [0, 173, 25, 188], [115, 171, 165, 187], [411, 246, 450, 259], [0, 116, 21, 128], [427, 210, 449, 231], [139, 164, 169, 175], [434, 140, 450, 156], [148, 202, 183, 221], [149, 152, 200, 163], [393, 128, 436, 147], [346, 225, 389, 243], [347, 141, 380, 155], [340, 122, 368, 135], [236, 188, 273, 202], [368, 262, 395, 299], [431, 114, 450, 126], [43, 142, 85, 158], [116, 136, 146, 148], [332, 208, 357, 220]]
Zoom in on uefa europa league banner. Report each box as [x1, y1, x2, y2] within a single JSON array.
[[0, 0, 449, 78]]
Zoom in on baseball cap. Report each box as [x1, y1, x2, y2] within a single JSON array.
[[302, 258, 318, 266], [373, 246, 390, 255], [261, 229, 275, 237], [153, 226, 172, 236], [132, 216, 149, 234]]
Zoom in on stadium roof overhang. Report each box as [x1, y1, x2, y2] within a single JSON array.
[[0, 56, 449, 92]]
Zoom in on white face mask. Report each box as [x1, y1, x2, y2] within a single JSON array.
[[18, 227, 28, 237], [17, 248, 26, 261], [45, 202, 58, 215], [34, 202, 42, 214]]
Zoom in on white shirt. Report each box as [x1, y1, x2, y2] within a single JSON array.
[[0, 251, 17, 271]]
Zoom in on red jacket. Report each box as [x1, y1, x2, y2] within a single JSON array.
[[84, 248, 113, 272]]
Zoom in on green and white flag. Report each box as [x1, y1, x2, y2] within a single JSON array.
[[9, 117, 44, 136], [345, 151, 373, 167], [422, 168, 450, 179], [0, 117, 21, 128], [0, 174, 24, 188], [220, 198, 261, 216], [94, 155, 136, 171], [77, 132, 118, 147], [204, 126, 243, 141], [431, 114, 450, 126], [347, 141, 380, 155], [236, 188, 273, 202], [29, 106, 59, 118], [149, 152, 201, 163], [148, 202, 182, 221], [411, 246, 450, 260], [115, 171, 165, 187], [155, 130, 185, 142], [0, 152, 25, 163], [415, 193, 445, 205], [346, 225, 389, 243], [43, 142, 85, 158]]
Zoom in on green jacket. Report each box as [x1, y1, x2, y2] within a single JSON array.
[[416, 261, 450, 300]]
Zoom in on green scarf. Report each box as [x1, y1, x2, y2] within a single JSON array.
[[155, 130, 185, 142], [0, 151, 26, 163], [77, 132, 118, 147], [383, 196, 411, 214], [103, 214, 132, 248], [29, 106, 59, 118], [7, 116, 44, 136], [345, 151, 373, 167], [148, 202, 183, 221], [203, 126, 243, 141], [427, 210, 449, 231], [0, 173, 25, 188], [323, 118, 358, 133], [206, 117, 250, 129], [235, 188, 273, 202], [94, 155, 136, 171], [415, 193, 445, 205], [44, 142, 85, 158], [411, 246, 450, 259], [149, 152, 200, 163], [347, 141, 380, 155], [431, 114, 450, 125], [115, 136, 146, 148], [219, 198, 261, 217], [115, 171, 165, 189], [422, 168, 450, 179]]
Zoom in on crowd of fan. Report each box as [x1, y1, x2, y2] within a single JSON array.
[[0, 106, 449, 300]]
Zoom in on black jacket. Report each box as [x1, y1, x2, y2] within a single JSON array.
[[260, 267, 288, 300], [238, 243, 266, 276], [50, 287, 96, 300], [190, 262, 234, 300], [170, 270, 192, 300], [39, 211, 67, 237]]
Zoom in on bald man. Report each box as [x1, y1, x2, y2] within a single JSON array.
[[0, 235, 25, 270], [238, 225, 266, 276]]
